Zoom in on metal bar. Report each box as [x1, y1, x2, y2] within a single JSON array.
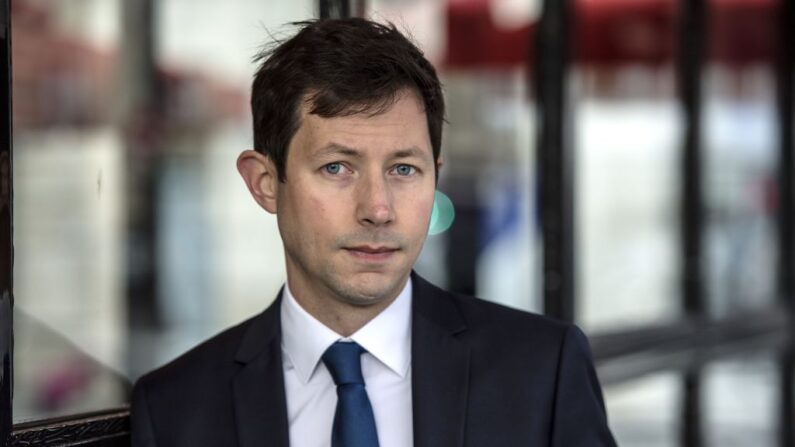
[[535, 0, 575, 322], [591, 306, 790, 384], [682, 371, 703, 447], [776, 0, 794, 444], [11, 408, 129, 447], [445, 180, 479, 296], [777, 0, 794, 310], [0, 0, 12, 443], [679, 0, 707, 316], [780, 348, 794, 447], [120, 0, 163, 378], [677, 0, 707, 442]]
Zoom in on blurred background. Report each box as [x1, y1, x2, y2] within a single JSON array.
[[7, 0, 792, 445]]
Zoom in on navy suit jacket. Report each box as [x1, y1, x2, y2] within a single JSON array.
[[131, 273, 617, 446]]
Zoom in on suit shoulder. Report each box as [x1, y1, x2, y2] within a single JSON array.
[[412, 274, 574, 342], [133, 314, 255, 395], [456, 293, 569, 335], [445, 291, 594, 375]]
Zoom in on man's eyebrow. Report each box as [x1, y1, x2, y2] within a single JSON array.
[[314, 144, 431, 161], [391, 147, 429, 159], [314, 143, 363, 158]]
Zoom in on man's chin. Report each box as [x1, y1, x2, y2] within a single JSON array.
[[332, 272, 407, 307]]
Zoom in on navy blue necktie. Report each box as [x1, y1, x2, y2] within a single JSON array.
[[322, 341, 380, 447]]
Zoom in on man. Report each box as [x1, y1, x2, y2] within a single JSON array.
[[131, 18, 616, 447]]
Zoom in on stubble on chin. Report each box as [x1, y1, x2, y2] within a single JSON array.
[[324, 231, 413, 302], [319, 263, 408, 307], [286, 227, 419, 310]]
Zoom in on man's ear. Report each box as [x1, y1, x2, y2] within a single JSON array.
[[236, 150, 279, 214]]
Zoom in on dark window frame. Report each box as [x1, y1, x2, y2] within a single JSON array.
[[0, 0, 12, 442]]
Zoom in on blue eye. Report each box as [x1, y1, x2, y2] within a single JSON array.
[[394, 164, 416, 176], [324, 163, 343, 175]]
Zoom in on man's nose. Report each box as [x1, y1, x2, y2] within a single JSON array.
[[356, 173, 395, 226]]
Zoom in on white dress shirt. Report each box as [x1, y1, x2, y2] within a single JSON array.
[[280, 279, 413, 447]]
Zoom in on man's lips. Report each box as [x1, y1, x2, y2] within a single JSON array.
[[346, 245, 398, 253], [344, 245, 399, 261]]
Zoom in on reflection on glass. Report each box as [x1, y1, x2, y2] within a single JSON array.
[[12, 0, 314, 422], [13, 0, 128, 422], [704, 0, 779, 317], [605, 373, 680, 447], [607, 352, 780, 447], [703, 352, 778, 446], [574, 0, 680, 331]]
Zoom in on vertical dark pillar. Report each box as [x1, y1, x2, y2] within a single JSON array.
[[780, 350, 794, 447], [682, 370, 703, 447], [0, 0, 10, 442], [776, 0, 795, 444], [535, 0, 575, 322], [318, 0, 365, 19], [120, 0, 162, 375], [777, 0, 794, 310], [678, 0, 707, 445], [445, 181, 479, 296], [679, 0, 706, 317]]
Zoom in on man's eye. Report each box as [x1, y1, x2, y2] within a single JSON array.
[[394, 164, 416, 176], [324, 163, 345, 175]]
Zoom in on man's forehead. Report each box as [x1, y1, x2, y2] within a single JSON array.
[[299, 87, 425, 120], [291, 91, 432, 158]]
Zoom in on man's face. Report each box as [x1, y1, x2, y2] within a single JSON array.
[[267, 90, 437, 308]]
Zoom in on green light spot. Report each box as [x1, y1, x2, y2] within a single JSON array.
[[429, 190, 455, 235]]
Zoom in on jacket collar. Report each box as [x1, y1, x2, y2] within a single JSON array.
[[233, 291, 290, 447], [230, 273, 471, 447], [410, 272, 470, 447]]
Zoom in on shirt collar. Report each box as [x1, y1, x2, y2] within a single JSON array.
[[280, 278, 413, 385]]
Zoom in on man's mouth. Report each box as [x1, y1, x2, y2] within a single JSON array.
[[344, 245, 399, 261], [347, 245, 397, 253]]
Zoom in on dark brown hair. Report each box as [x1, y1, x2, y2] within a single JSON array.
[[251, 18, 445, 182]]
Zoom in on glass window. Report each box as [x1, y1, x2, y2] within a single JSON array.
[[605, 373, 681, 447], [12, 0, 314, 422], [573, 0, 681, 331], [703, 0, 779, 317], [13, 0, 128, 422], [703, 352, 779, 446]]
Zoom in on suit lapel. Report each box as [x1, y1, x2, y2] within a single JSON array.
[[411, 274, 470, 447], [233, 294, 290, 447], [229, 276, 471, 447]]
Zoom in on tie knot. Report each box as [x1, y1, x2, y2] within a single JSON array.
[[322, 341, 365, 386]]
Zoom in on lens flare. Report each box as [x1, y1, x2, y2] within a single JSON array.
[[428, 190, 455, 235]]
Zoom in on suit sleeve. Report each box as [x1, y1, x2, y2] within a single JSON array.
[[131, 378, 158, 447], [550, 325, 617, 447]]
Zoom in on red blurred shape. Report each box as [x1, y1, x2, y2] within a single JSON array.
[[576, 0, 676, 67], [445, 0, 779, 70], [445, 0, 536, 70], [12, 0, 247, 131]]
